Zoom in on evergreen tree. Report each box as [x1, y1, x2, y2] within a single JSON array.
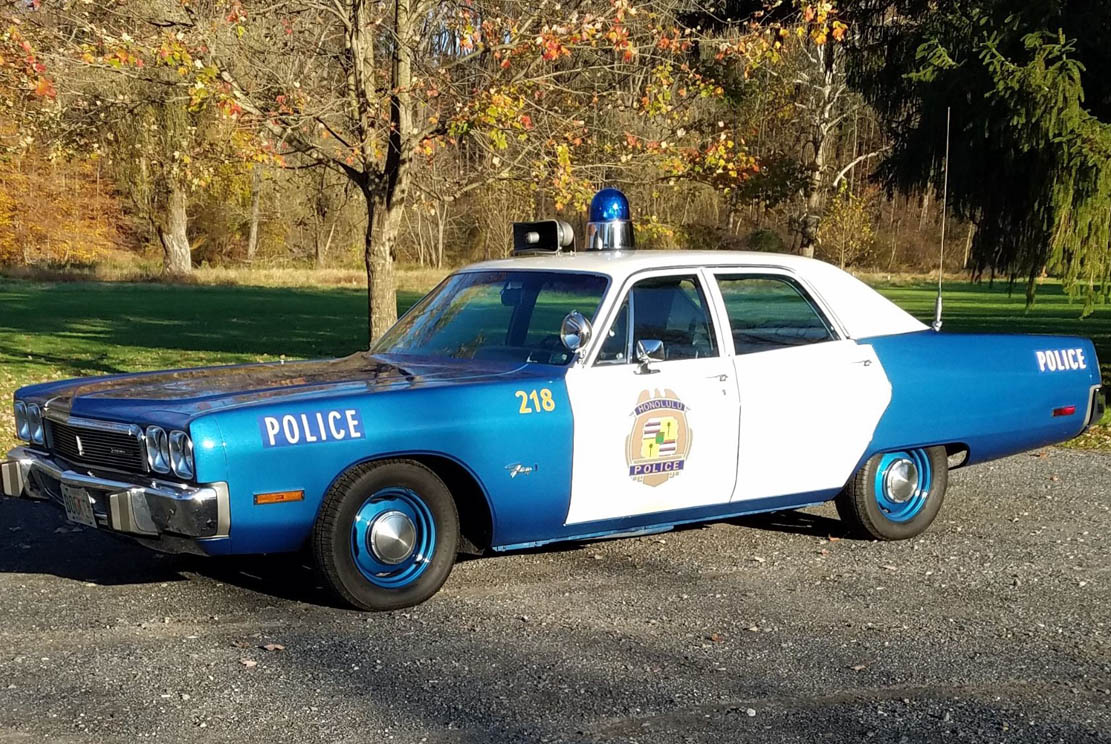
[[850, 0, 1111, 308]]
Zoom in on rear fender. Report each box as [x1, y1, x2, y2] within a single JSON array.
[[863, 331, 1100, 466]]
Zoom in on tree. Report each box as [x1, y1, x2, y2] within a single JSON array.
[[687, 1, 856, 256], [3, 1, 269, 275], [850, 0, 1111, 307], [165, 0, 766, 341]]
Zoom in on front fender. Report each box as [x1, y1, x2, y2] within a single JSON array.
[[199, 373, 574, 554]]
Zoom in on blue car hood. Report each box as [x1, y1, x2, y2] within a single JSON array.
[[21, 354, 542, 427]]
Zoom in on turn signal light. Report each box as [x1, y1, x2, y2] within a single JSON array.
[[254, 490, 304, 505], [1052, 405, 1077, 417]]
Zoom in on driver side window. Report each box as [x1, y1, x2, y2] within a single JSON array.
[[597, 275, 718, 364]]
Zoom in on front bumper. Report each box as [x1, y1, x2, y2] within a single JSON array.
[[2, 446, 229, 545]]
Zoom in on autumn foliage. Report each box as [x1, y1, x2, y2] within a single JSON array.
[[0, 140, 129, 266]]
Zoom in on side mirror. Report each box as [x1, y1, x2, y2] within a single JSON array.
[[560, 311, 593, 354], [636, 339, 664, 373]]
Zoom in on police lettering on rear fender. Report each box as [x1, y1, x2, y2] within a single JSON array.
[[3, 188, 1103, 611]]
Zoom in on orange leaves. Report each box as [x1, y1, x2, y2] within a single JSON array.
[[797, 2, 847, 47], [0, 145, 129, 267], [536, 28, 571, 61], [32, 77, 55, 99], [1, 24, 55, 102]]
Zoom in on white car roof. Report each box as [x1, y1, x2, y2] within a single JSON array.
[[463, 250, 927, 339]]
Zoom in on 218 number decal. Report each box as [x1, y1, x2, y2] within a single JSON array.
[[516, 388, 556, 414]]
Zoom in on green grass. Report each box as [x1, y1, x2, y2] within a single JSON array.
[[1, 274, 1110, 455]]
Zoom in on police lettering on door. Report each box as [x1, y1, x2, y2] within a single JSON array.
[[259, 408, 364, 448]]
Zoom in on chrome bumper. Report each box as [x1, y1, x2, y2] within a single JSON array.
[[2, 446, 229, 541]]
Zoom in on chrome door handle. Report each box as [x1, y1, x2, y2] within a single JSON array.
[[707, 374, 729, 382], [852, 359, 873, 367]]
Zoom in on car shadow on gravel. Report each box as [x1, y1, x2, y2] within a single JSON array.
[[1, 493, 860, 610], [729, 508, 852, 539], [0, 496, 349, 606]]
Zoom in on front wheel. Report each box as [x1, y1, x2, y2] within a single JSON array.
[[313, 460, 459, 611], [835, 446, 948, 540]]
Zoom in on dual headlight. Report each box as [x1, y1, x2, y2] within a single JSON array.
[[12, 402, 194, 480], [144, 426, 194, 479], [13, 401, 44, 445]]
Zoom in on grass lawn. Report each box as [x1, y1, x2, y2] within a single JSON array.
[[1, 273, 1110, 454]]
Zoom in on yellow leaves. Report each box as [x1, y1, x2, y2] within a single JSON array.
[[0, 148, 128, 268], [799, 2, 847, 47]]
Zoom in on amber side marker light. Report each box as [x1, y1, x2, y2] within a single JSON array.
[[1052, 405, 1077, 417], [254, 490, 304, 505]]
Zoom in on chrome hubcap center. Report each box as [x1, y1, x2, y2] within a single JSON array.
[[368, 510, 417, 565], [884, 458, 918, 503]]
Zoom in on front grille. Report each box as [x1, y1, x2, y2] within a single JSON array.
[[46, 419, 146, 473]]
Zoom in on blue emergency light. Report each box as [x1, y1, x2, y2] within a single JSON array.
[[586, 187, 635, 251]]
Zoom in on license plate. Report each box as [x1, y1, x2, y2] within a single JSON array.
[[61, 484, 97, 528]]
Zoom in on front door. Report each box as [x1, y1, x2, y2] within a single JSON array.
[[564, 271, 740, 525]]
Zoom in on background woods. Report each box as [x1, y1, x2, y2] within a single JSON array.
[[2, 1, 1111, 338]]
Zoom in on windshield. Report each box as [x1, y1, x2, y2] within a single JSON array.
[[372, 270, 609, 365]]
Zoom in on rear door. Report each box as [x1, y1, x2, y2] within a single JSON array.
[[563, 270, 740, 525], [708, 270, 892, 502]]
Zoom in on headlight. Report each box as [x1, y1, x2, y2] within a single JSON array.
[[145, 426, 170, 473], [13, 401, 29, 441], [26, 403, 44, 444], [169, 430, 194, 479]]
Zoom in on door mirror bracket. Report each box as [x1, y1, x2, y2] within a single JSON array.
[[635, 339, 664, 374]]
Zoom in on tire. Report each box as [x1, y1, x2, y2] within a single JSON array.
[[313, 459, 459, 611], [835, 446, 948, 541]]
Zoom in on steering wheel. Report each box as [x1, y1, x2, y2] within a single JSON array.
[[526, 334, 568, 364]]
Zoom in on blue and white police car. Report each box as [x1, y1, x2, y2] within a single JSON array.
[[2, 189, 1104, 610]]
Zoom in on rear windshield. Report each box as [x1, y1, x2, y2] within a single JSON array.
[[372, 270, 609, 365]]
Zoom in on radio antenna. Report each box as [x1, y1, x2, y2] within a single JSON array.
[[932, 106, 951, 332]]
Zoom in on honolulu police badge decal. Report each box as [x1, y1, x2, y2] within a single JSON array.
[[625, 389, 693, 487]]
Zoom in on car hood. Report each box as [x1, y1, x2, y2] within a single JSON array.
[[22, 353, 541, 428]]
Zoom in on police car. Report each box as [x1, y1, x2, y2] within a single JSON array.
[[2, 189, 1103, 610]]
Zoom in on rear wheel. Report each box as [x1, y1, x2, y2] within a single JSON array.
[[313, 460, 459, 611], [835, 446, 948, 540]]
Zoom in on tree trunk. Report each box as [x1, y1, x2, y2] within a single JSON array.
[[316, 220, 336, 269], [158, 180, 191, 275], [798, 43, 838, 260], [963, 223, 975, 269], [435, 201, 446, 268], [364, 190, 398, 344], [246, 165, 261, 262], [799, 155, 826, 259]]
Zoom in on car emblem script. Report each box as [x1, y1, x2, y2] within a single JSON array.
[[74, 434, 84, 457], [625, 388, 693, 487]]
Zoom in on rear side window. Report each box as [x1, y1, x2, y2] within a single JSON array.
[[715, 275, 835, 354]]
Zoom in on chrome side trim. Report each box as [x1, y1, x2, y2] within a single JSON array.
[[1084, 384, 1104, 430], [211, 481, 231, 539], [1, 459, 25, 498]]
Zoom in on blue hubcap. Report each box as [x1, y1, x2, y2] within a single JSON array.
[[351, 487, 436, 588], [873, 449, 932, 523]]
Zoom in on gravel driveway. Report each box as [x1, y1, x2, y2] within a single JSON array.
[[0, 448, 1108, 743]]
